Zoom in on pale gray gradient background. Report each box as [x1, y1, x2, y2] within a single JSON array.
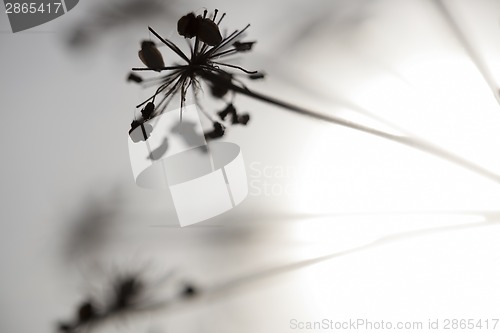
[[1, 1, 500, 332]]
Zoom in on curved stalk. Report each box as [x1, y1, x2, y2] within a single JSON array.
[[129, 215, 500, 318], [204, 72, 500, 184]]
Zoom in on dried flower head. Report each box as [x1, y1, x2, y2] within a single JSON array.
[[128, 9, 264, 141]]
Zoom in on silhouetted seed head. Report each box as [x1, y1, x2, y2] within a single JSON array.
[[233, 41, 255, 52], [127, 72, 143, 83], [131, 10, 261, 140], [141, 102, 155, 120], [138, 40, 164, 72]]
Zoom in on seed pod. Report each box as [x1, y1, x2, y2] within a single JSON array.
[[205, 122, 225, 139], [197, 18, 222, 46], [177, 12, 198, 38], [77, 300, 96, 323], [248, 72, 265, 80], [177, 12, 222, 46], [138, 41, 164, 71], [237, 114, 250, 125], [127, 73, 143, 83], [217, 103, 237, 121], [210, 72, 232, 98], [233, 41, 255, 52], [141, 102, 155, 120], [181, 283, 198, 298]]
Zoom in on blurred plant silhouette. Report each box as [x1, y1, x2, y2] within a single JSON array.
[[57, 267, 202, 333], [56, 4, 500, 333], [62, 188, 123, 265], [57, 211, 500, 332], [58, 271, 159, 332]]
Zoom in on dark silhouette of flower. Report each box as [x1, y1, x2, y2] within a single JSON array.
[[127, 9, 261, 141], [125, 8, 500, 187]]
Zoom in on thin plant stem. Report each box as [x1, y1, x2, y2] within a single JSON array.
[[63, 215, 499, 333], [201, 71, 500, 184], [128, 215, 500, 319], [433, 0, 500, 104]]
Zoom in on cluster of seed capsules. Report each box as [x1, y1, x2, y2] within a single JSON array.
[[58, 274, 144, 332], [127, 9, 264, 143], [58, 273, 199, 332]]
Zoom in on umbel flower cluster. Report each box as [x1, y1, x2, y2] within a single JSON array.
[[127, 9, 264, 143]]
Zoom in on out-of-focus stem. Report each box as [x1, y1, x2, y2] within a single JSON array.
[[136, 215, 499, 318]]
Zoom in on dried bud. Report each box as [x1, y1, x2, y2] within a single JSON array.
[[177, 12, 198, 38], [237, 113, 250, 125], [210, 72, 232, 98], [127, 72, 143, 83], [138, 41, 164, 71], [177, 12, 222, 46], [205, 122, 225, 139], [78, 300, 97, 323], [217, 103, 237, 121], [197, 18, 222, 46], [249, 72, 265, 80], [181, 283, 198, 298]]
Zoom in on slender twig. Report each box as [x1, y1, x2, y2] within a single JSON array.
[[59, 213, 499, 332], [211, 61, 258, 74], [124, 215, 500, 318], [200, 71, 500, 184]]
